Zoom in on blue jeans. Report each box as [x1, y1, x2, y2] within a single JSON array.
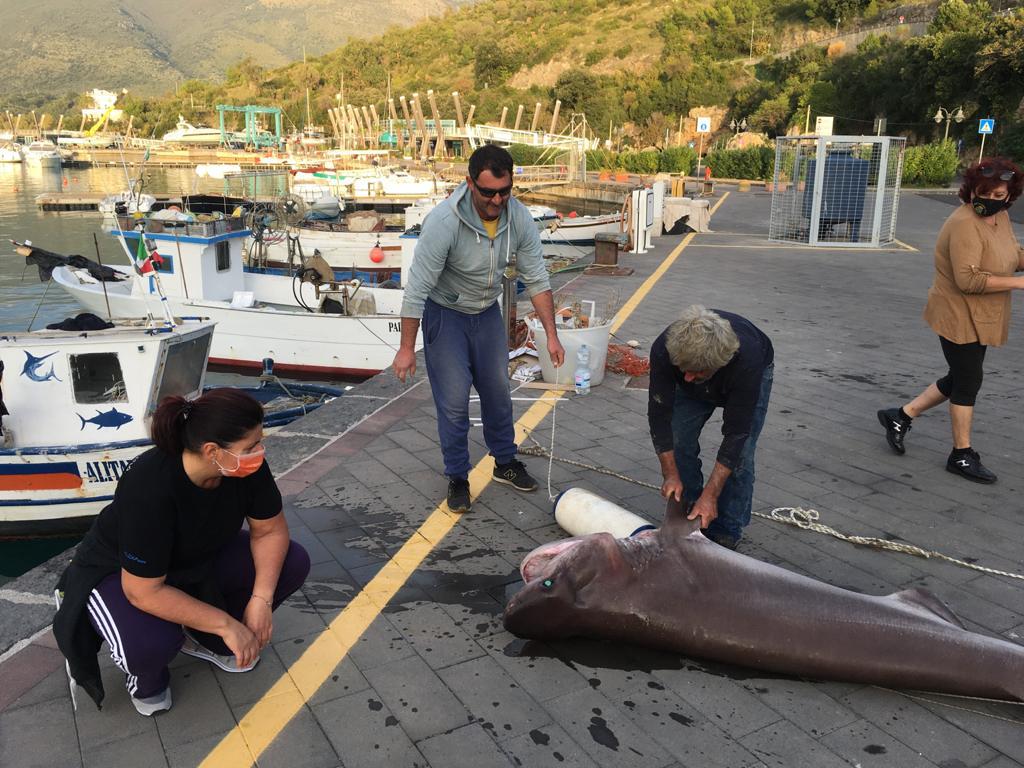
[[671, 364, 773, 541], [423, 299, 516, 479]]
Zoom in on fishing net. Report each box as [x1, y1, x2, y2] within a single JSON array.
[[605, 343, 650, 376]]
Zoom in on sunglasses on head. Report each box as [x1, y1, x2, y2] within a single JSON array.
[[473, 180, 514, 199], [979, 166, 1016, 181]]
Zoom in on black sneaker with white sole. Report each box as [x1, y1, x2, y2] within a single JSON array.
[[946, 449, 997, 484], [447, 477, 471, 513], [492, 459, 538, 492], [877, 407, 911, 454]]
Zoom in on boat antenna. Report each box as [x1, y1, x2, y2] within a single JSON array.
[[92, 233, 113, 321]]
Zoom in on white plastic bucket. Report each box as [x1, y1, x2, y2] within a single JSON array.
[[533, 321, 611, 387]]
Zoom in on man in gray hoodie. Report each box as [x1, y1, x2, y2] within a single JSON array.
[[393, 145, 564, 513]]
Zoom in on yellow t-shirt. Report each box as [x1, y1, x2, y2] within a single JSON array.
[[482, 217, 498, 240]]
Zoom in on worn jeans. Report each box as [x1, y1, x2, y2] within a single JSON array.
[[671, 364, 773, 540], [422, 298, 516, 479]]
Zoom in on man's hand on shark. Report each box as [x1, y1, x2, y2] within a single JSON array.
[[687, 493, 718, 528]]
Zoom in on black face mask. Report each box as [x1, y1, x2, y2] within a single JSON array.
[[972, 196, 1011, 218]]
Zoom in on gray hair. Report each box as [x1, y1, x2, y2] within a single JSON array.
[[665, 306, 739, 372]]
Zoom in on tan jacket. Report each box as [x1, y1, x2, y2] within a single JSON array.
[[923, 204, 1024, 346]]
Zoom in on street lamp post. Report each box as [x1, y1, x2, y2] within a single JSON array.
[[933, 106, 965, 143], [729, 117, 748, 134]]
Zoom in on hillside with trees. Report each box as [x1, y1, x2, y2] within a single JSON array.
[[13, 0, 1024, 160]]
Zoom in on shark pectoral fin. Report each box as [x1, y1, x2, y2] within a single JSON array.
[[890, 588, 966, 629]]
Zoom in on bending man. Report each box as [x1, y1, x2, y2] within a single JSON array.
[[648, 305, 774, 550]]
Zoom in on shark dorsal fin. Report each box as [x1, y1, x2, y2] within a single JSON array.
[[663, 497, 701, 536]]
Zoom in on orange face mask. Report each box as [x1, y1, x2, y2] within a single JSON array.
[[214, 445, 265, 477]]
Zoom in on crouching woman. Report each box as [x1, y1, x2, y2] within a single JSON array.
[[54, 390, 310, 715]]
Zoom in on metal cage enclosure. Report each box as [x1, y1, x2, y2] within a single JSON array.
[[769, 135, 906, 248]]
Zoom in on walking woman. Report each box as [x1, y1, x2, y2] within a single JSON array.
[[878, 157, 1024, 482], [53, 390, 310, 715]]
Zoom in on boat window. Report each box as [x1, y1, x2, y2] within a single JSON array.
[[216, 241, 231, 272], [70, 353, 128, 404], [154, 334, 212, 405]]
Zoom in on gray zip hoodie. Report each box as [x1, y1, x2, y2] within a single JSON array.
[[399, 181, 551, 318]]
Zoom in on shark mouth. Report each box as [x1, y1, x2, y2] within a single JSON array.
[[520, 538, 584, 583]]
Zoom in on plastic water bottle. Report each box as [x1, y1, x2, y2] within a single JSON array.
[[574, 344, 591, 395]]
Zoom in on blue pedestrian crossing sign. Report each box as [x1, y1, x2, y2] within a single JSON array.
[[978, 119, 995, 135]]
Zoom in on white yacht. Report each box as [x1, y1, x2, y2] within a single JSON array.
[[0, 142, 23, 163], [22, 140, 62, 166], [162, 116, 230, 146]]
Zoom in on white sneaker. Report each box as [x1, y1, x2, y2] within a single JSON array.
[[179, 630, 259, 673], [131, 686, 173, 716]]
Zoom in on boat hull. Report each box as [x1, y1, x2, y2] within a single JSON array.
[[52, 268, 413, 378], [0, 442, 149, 538]]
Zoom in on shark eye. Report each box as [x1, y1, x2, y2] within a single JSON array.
[[542, 578, 554, 589]]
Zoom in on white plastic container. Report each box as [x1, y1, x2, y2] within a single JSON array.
[[533, 321, 611, 387], [554, 487, 656, 538]]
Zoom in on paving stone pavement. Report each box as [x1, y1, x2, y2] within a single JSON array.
[[2, 188, 1023, 767]]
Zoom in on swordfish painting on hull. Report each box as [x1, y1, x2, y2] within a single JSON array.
[[504, 489, 1024, 702], [22, 350, 62, 382]]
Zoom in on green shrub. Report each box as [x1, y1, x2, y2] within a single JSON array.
[[703, 147, 775, 180], [586, 149, 618, 170], [584, 50, 604, 67], [614, 44, 633, 59], [659, 146, 698, 174], [619, 150, 660, 174], [902, 142, 958, 186], [507, 143, 547, 165], [996, 121, 1024, 165]]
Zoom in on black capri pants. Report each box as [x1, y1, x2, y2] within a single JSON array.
[[935, 336, 987, 406]]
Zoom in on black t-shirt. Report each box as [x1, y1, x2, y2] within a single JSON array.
[[72, 446, 282, 586]]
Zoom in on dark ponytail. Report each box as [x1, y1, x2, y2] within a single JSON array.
[[151, 389, 264, 455]]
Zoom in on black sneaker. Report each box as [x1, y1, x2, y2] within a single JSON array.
[[877, 408, 911, 455], [447, 477, 471, 513], [492, 459, 538, 492], [703, 530, 739, 550], [946, 449, 997, 484]]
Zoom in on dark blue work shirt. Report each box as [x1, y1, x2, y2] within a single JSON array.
[[648, 310, 774, 469]]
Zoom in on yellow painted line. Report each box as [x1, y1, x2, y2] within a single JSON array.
[[199, 199, 709, 768]]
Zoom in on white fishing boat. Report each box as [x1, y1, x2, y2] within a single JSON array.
[[0, 318, 215, 536], [56, 134, 117, 149], [251, 199, 439, 283], [253, 201, 563, 283], [19, 218, 419, 379], [538, 211, 623, 258], [0, 142, 23, 163]]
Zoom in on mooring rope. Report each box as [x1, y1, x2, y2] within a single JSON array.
[[519, 436, 1024, 582]]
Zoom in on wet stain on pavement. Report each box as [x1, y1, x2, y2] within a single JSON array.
[[529, 729, 550, 746], [588, 715, 619, 751]]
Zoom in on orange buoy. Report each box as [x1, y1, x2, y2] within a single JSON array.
[[62, 177, 68, 186], [369, 244, 385, 264], [568, 211, 578, 218]]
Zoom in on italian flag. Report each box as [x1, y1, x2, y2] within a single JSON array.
[[135, 237, 163, 274]]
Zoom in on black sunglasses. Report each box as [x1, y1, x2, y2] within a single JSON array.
[[979, 166, 1016, 181], [473, 181, 514, 199]]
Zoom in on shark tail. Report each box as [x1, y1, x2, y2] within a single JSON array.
[[78, 414, 86, 431]]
